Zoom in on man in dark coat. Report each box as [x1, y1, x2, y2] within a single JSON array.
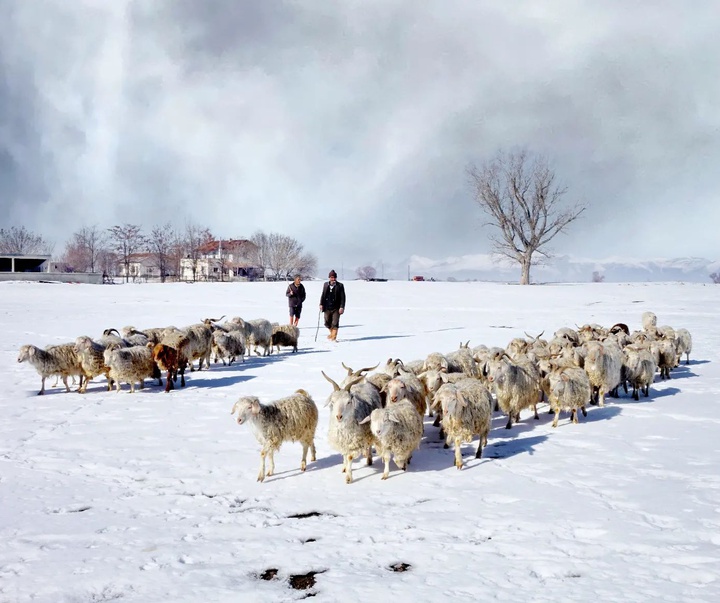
[[286, 274, 306, 326], [319, 270, 345, 341]]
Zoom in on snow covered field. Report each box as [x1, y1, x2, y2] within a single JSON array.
[[2, 280, 719, 602]]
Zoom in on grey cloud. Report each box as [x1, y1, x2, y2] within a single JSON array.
[[1, 0, 718, 267]]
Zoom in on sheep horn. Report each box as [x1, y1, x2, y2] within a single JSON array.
[[356, 363, 379, 375], [103, 328, 121, 337], [321, 371, 340, 391], [341, 362, 354, 376], [344, 374, 365, 391], [204, 315, 226, 324]]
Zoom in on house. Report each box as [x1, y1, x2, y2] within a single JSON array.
[[119, 253, 161, 282], [179, 239, 262, 282]]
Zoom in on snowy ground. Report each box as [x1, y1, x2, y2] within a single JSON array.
[[1, 280, 719, 602]]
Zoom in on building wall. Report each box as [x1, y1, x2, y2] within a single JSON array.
[[0, 272, 103, 284]]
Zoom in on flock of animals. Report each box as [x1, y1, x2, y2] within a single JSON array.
[[17, 311, 693, 484], [16, 315, 298, 395], [229, 310, 692, 483]]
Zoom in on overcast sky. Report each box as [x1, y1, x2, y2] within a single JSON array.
[[1, 0, 718, 272]]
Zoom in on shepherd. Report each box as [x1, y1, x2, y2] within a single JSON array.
[[319, 270, 346, 341]]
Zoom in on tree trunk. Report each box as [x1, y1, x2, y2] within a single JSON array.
[[519, 257, 532, 285]]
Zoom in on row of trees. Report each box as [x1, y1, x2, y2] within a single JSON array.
[[1, 224, 317, 283]]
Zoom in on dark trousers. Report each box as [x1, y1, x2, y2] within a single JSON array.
[[324, 310, 340, 330]]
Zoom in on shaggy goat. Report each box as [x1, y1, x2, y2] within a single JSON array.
[[433, 378, 493, 468], [103, 345, 160, 393], [231, 390, 318, 482], [17, 343, 84, 395], [360, 400, 423, 479], [547, 367, 591, 427], [322, 372, 382, 484]]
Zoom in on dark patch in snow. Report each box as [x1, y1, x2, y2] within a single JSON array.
[[389, 562, 411, 572], [52, 505, 92, 514], [289, 570, 325, 590], [489, 325, 514, 329], [304, 538, 317, 543], [288, 511, 337, 519], [259, 568, 279, 581]]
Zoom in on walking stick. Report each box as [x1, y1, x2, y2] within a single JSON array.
[[314, 309, 322, 342]]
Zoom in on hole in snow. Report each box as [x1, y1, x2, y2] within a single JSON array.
[[389, 562, 411, 573], [289, 570, 325, 590], [259, 568, 279, 581]]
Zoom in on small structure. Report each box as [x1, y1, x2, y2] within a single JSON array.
[[0, 254, 102, 284]]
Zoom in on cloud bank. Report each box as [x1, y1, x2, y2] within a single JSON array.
[[1, 1, 718, 272]]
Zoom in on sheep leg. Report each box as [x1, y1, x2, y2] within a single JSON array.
[[38, 376, 46, 395], [552, 409, 560, 428], [62, 375, 70, 393], [165, 370, 174, 392], [381, 452, 391, 479], [475, 438, 483, 459], [580, 406, 587, 417], [365, 446, 373, 466], [505, 415, 513, 429], [571, 409, 578, 424], [633, 386, 639, 401], [266, 450, 275, 477], [258, 450, 267, 482], [310, 441, 317, 462], [301, 443, 308, 471], [454, 439, 463, 469], [533, 404, 539, 420], [345, 454, 354, 484]]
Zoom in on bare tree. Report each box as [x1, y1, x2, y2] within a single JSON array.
[[0, 226, 54, 255], [249, 230, 317, 280], [249, 230, 270, 280], [62, 225, 107, 272], [356, 265, 377, 280], [148, 223, 181, 283], [107, 224, 146, 283], [182, 222, 214, 281], [296, 251, 317, 279], [468, 149, 585, 285]]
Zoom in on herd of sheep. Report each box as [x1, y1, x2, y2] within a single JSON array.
[[230, 311, 693, 483], [18, 310, 692, 484], [17, 316, 300, 396]]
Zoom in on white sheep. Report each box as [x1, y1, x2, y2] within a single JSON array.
[[322, 371, 382, 484], [383, 373, 427, 418], [212, 329, 246, 365], [622, 345, 657, 401], [641, 311, 657, 332], [359, 400, 423, 480], [445, 342, 479, 377], [231, 389, 318, 482], [486, 357, 542, 429], [103, 345, 159, 393], [675, 328, 692, 366], [583, 340, 623, 406], [231, 317, 273, 357], [547, 367, 591, 427], [649, 338, 676, 380], [181, 323, 213, 370], [433, 378, 493, 469], [17, 343, 84, 395], [73, 336, 112, 393]]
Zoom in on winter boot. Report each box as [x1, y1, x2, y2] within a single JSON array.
[[329, 328, 338, 341]]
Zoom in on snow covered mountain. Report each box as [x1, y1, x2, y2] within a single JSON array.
[[381, 254, 720, 283]]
